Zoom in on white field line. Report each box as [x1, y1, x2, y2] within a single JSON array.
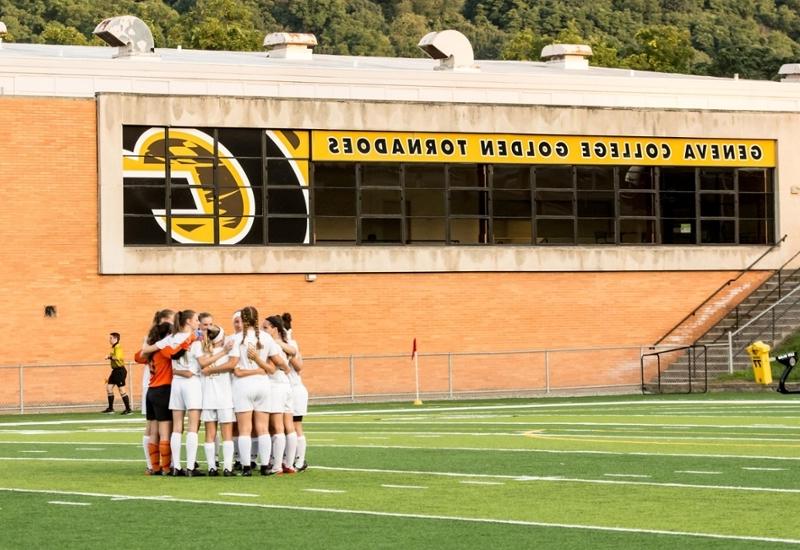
[[312, 421, 800, 430], [219, 492, 259, 498], [1, 437, 797, 463], [0, 419, 145, 428], [313, 443, 800, 462], [675, 471, 723, 475], [310, 429, 800, 442], [604, 474, 652, 479], [303, 489, 346, 494], [0, 441, 138, 446], [48, 501, 90, 506], [742, 467, 788, 472], [3, 487, 799, 545], [308, 399, 800, 417], [381, 484, 427, 490], [1, 455, 793, 495], [1, 401, 794, 428], [310, 465, 800, 495], [19, 450, 47, 453]]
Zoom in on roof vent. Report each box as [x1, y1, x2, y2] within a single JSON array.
[[93, 15, 155, 58], [418, 30, 478, 72], [779, 63, 800, 83], [541, 44, 593, 70], [264, 32, 317, 60]]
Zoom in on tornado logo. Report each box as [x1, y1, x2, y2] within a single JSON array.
[[123, 128, 255, 245]]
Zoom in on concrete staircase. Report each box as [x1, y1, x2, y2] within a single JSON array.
[[649, 268, 800, 391]]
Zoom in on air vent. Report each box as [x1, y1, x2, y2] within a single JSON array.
[[93, 15, 155, 58], [418, 30, 478, 72], [540, 44, 593, 70], [779, 64, 800, 83], [264, 32, 317, 60]]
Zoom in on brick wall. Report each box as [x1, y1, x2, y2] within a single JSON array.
[[0, 96, 770, 408]]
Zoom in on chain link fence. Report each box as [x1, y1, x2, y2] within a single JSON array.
[[0, 345, 651, 413]]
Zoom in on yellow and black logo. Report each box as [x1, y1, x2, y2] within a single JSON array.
[[123, 127, 310, 245]]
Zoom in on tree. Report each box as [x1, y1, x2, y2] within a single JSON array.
[[175, 0, 263, 50], [39, 21, 90, 45], [622, 24, 694, 73]]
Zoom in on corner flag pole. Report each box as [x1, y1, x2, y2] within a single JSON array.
[[412, 338, 422, 406]]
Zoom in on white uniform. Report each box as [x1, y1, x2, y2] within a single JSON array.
[[168, 332, 203, 411], [232, 329, 280, 413], [268, 343, 293, 414], [287, 338, 308, 416], [201, 343, 235, 423]]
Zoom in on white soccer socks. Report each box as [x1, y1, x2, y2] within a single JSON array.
[[284, 432, 298, 469], [270, 434, 286, 472], [295, 435, 307, 468]]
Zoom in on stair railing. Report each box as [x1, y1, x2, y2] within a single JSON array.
[[726, 282, 800, 373], [653, 234, 787, 347]]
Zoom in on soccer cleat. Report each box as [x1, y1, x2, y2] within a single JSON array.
[[241, 466, 252, 477], [233, 461, 242, 471], [296, 461, 308, 472], [208, 468, 219, 477], [250, 461, 257, 470], [150, 470, 163, 477], [223, 469, 235, 477], [170, 468, 187, 477], [282, 465, 296, 475], [186, 468, 206, 477], [120, 409, 133, 415], [101, 408, 114, 414]]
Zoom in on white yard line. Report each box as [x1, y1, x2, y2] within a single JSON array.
[[604, 474, 652, 479], [0, 441, 138, 446], [313, 443, 800, 462], [742, 467, 788, 472], [48, 501, 90, 506], [219, 492, 259, 498], [314, 421, 800, 431], [381, 484, 427, 490], [675, 471, 723, 475], [311, 465, 800, 494], [19, 450, 47, 453], [2, 487, 798, 545], [303, 488, 346, 494]]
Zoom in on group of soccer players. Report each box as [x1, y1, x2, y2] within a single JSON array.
[[134, 306, 309, 477]]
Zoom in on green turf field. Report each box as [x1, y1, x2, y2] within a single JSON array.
[[1, 393, 799, 548]]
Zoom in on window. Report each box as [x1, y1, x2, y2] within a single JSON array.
[[122, 126, 776, 247]]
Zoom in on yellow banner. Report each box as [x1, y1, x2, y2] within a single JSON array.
[[312, 131, 775, 167]]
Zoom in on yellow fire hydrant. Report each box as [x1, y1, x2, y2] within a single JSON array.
[[745, 341, 773, 385]]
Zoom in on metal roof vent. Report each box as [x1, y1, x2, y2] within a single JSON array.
[[779, 63, 800, 83], [93, 15, 155, 58], [418, 30, 478, 72], [541, 43, 593, 70], [264, 32, 317, 60]]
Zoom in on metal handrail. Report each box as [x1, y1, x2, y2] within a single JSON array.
[[695, 245, 800, 347], [653, 234, 787, 346], [726, 283, 800, 372]]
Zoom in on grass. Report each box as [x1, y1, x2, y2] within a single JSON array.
[[2, 393, 800, 548]]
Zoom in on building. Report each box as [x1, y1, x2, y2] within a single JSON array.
[[0, 18, 796, 407]]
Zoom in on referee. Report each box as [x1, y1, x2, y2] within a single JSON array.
[[104, 332, 132, 414]]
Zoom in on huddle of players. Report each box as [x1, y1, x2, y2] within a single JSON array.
[[135, 306, 309, 477]]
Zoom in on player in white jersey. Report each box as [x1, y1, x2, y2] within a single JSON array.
[[263, 315, 298, 474], [165, 310, 203, 477], [199, 325, 237, 476], [282, 312, 309, 471], [231, 306, 286, 477]]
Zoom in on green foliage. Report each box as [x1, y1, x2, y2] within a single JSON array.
[[1, 0, 799, 78]]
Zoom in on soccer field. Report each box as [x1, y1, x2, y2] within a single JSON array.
[[1, 393, 799, 549]]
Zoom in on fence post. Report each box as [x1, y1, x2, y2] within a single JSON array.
[[544, 351, 550, 394], [19, 365, 24, 415], [349, 355, 355, 402], [727, 331, 734, 374], [448, 353, 453, 400], [129, 361, 135, 411]]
